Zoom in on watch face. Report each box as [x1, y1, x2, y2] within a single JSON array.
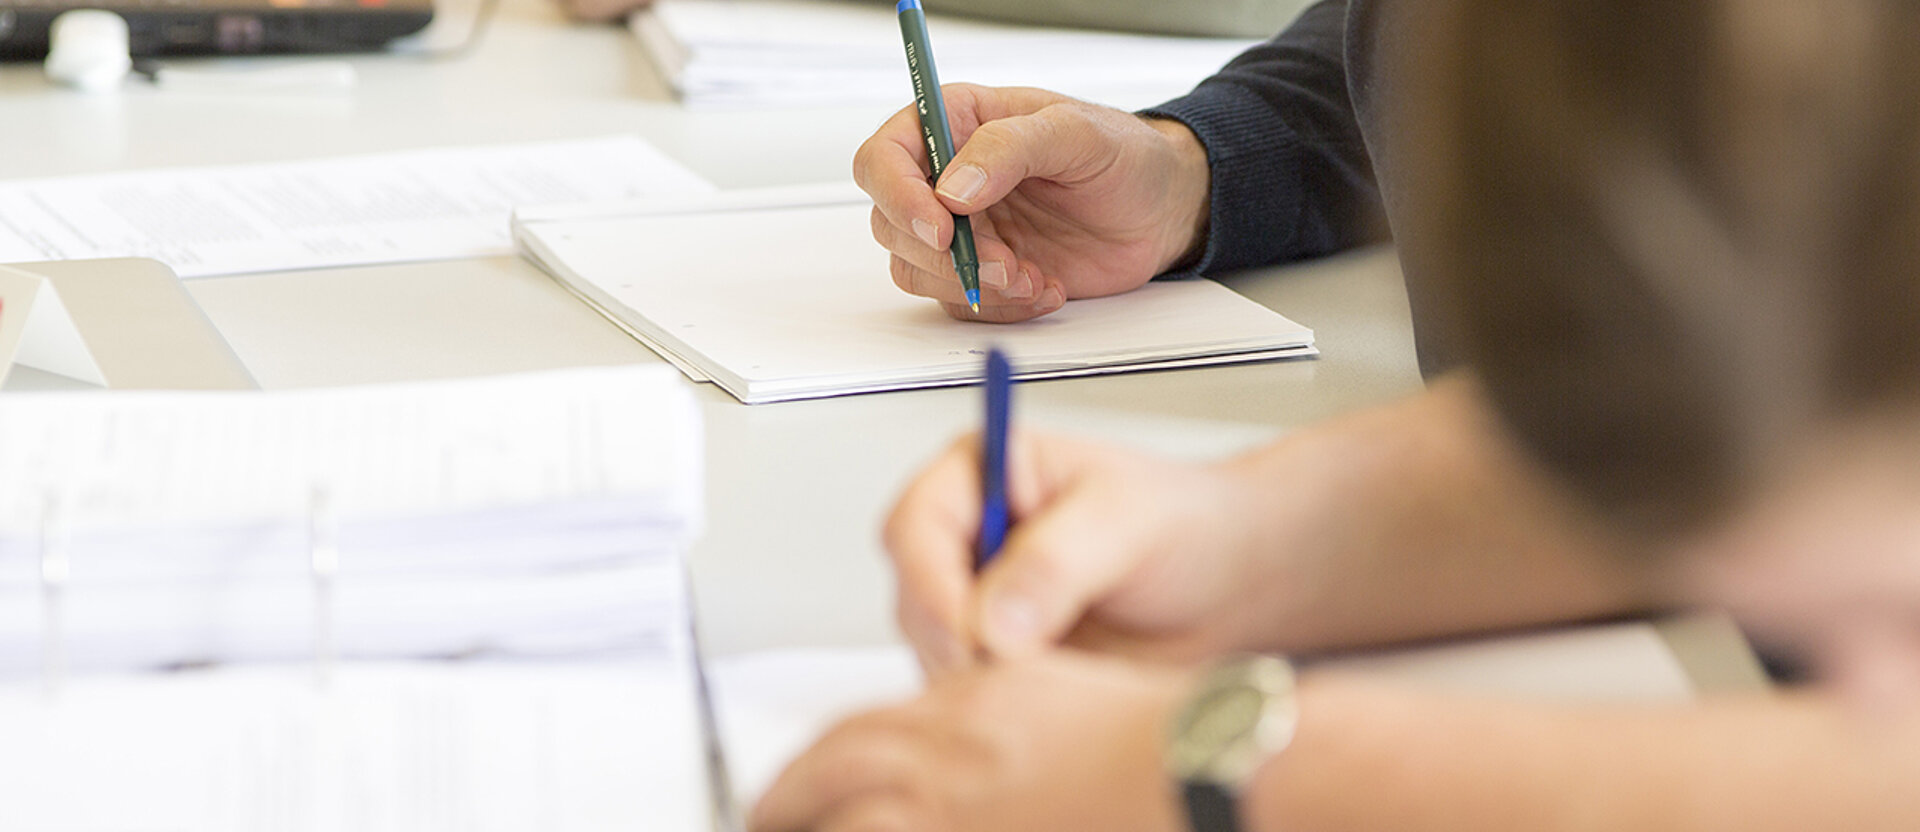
[[1169, 656, 1298, 786], [1169, 683, 1266, 775]]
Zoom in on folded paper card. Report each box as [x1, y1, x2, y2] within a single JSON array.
[[0, 259, 254, 390]]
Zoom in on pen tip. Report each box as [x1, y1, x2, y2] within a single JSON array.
[[966, 289, 981, 314]]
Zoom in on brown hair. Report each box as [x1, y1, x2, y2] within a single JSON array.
[[1407, 0, 1920, 534]]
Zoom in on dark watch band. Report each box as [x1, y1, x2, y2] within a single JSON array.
[[1182, 780, 1242, 832]]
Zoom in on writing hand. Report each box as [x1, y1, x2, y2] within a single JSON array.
[[854, 84, 1211, 323]]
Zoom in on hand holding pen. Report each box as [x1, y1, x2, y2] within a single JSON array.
[[873, 7, 1215, 322], [883, 369, 1269, 676], [896, 0, 983, 313]]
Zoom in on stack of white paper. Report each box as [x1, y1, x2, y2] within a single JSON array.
[[631, 0, 1260, 110], [514, 185, 1316, 404], [0, 365, 704, 676]]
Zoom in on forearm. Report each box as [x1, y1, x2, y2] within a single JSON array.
[[1249, 677, 1920, 831], [1219, 374, 1657, 652]]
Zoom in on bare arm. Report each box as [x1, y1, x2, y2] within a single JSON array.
[[1254, 677, 1920, 831], [1212, 373, 1660, 654], [752, 651, 1920, 832]]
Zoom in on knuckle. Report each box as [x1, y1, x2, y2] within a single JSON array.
[[960, 120, 1020, 161]]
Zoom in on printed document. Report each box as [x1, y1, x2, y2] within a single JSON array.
[[0, 137, 713, 278]]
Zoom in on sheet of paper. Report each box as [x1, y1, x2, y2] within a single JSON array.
[[0, 661, 713, 832], [0, 137, 713, 278], [515, 188, 1315, 403], [708, 647, 923, 811], [1313, 620, 1696, 703]]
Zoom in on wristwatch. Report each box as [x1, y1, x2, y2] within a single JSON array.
[[1165, 654, 1299, 832]]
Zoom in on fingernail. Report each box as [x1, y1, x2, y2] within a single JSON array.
[[984, 592, 1041, 653], [937, 164, 988, 204], [1008, 266, 1035, 300], [1039, 285, 1065, 311], [978, 260, 1010, 290], [911, 218, 939, 250]]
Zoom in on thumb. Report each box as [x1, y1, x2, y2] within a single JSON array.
[[936, 103, 1109, 215], [971, 468, 1152, 661]]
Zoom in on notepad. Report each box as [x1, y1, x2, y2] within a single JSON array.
[[513, 185, 1316, 404]]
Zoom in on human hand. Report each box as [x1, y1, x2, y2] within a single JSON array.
[[886, 428, 1284, 677], [889, 377, 1658, 680], [853, 84, 1211, 323], [553, 0, 649, 23], [748, 650, 1191, 832]]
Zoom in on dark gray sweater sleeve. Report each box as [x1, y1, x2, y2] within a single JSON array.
[[1139, 0, 1386, 277]]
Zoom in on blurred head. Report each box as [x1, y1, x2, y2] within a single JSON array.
[[1404, 0, 1920, 702]]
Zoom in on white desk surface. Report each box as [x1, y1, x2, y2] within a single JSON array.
[[0, 0, 1761, 692]]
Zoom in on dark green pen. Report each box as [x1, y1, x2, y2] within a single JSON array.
[[896, 0, 982, 313]]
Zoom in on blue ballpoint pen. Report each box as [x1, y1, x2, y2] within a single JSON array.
[[975, 348, 1012, 570], [896, 0, 983, 314]]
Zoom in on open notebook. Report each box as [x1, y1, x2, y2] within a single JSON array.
[[514, 185, 1316, 404]]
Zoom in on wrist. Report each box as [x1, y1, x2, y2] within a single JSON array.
[[1166, 655, 1301, 832], [1142, 115, 1213, 275], [1237, 674, 1359, 832]]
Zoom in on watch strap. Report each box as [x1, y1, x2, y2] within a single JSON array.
[[1182, 780, 1242, 832]]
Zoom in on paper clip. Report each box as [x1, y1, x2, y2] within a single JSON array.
[[39, 491, 69, 702], [309, 486, 339, 691]]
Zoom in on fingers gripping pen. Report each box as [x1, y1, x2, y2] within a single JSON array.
[[896, 0, 983, 313]]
